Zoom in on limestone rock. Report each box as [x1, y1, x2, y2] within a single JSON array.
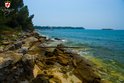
[[0, 52, 22, 69], [31, 74, 49, 83], [33, 65, 42, 78], [0, 46, 4, 52], [8, 41, 23, 50], [53, 44, 101, 83], [2, 41, 10, 45], [73, 54, 101, 83], [22, 54, 36, 61], [57, 56, 69, 66], [0, 32, 104, 83], [19, 47, 28, 55], [0, 57, 13, 69], [45, 51, 53, 57], [24, 37, 38, 44]]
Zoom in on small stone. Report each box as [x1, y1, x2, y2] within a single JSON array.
[[2, 41, 10, 45], [19, 47, 28, 55], [8, 45, 15, 50]]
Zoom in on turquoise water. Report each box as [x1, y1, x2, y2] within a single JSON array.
[[36, 29, 124, 82]]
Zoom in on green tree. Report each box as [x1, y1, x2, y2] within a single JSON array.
[[0, 0, 34, 31]]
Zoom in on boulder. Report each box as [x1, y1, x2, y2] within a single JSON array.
[[73, 54, 101, 83], [14, 41, 23, 49], [45, 51, 53, 57], [38, 38, 46, 43], [25, 37, 38, 43], [53, 44, 101, 83], [31, 74, 49, 83], [0, 59, 34, 83], [0, 52, 22, 69], [45, 60, 55, 65], [23, 37, 38, 47], [53, 48, 65, 56], [32, 32, 40, 38], [8, 44, 15, 50], [8, 41, 23, 50], [0, 57, 13, 69], [57, 56, 69, 66], [33, 65, 42, 78], [22, 54, 37, 62], [19, 47, 28, 55]]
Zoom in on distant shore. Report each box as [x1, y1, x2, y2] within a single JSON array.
[[101, 28, 113, 30], [34, 26, 85, 29]]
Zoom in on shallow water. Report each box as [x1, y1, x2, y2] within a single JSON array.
[[36, 29, 124, 82]]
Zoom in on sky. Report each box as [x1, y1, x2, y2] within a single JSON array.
[[24, 0, 124, 29]]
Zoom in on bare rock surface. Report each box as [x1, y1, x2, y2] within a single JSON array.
[[0, 32, 109, 83]]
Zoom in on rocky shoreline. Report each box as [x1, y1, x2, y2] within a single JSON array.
[[0, 31, 110, 83]]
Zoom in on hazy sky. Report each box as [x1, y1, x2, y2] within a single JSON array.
[[24, 0, 124, 29]]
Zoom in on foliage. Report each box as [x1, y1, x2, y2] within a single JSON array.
[[0, 0, 34, 32]]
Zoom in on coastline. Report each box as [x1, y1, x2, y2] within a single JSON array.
[[0, 31, 111, 83], [37, 29, 124, 83]]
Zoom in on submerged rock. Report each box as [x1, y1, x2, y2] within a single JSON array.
[[54, 38, 61, 41]]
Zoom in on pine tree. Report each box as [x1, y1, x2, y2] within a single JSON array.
[[0, 0, 34, 31]]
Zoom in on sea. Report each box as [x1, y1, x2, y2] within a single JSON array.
[[36, 28, 124, 83]]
